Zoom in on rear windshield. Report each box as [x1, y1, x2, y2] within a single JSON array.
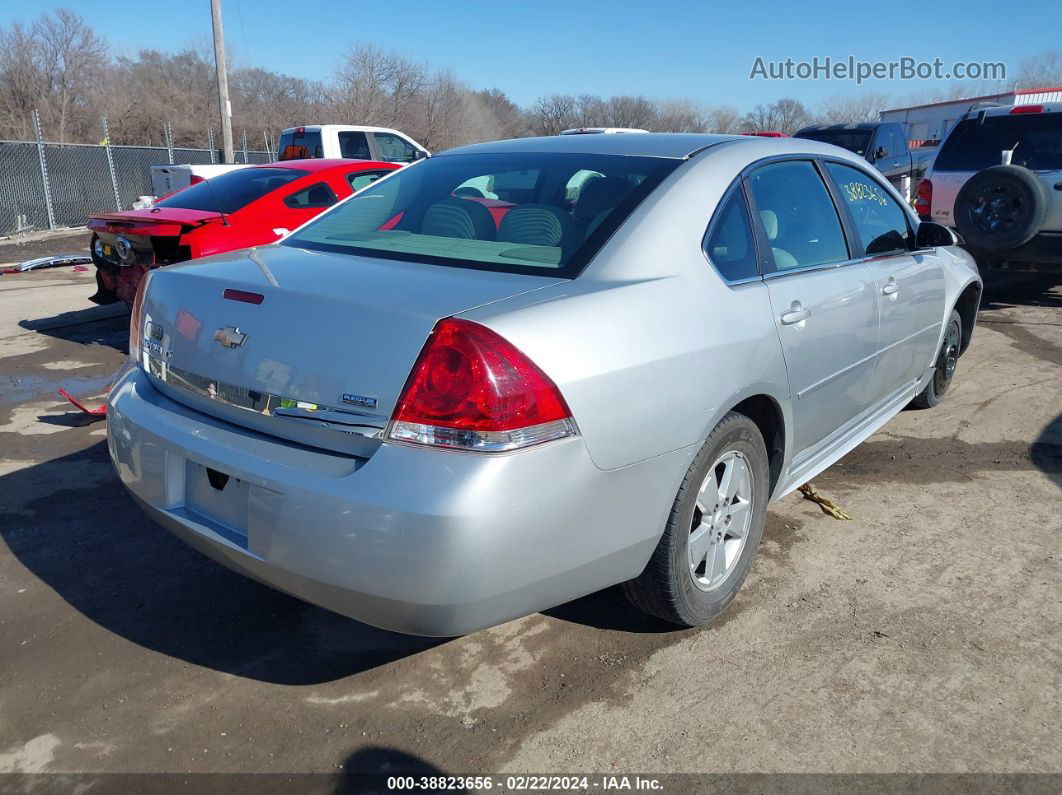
[[278, 129, 323, 160], [156, 167, 307, 214], [934, 112, 1062, 172], [283, 152, 679, 277], [796, 129, 873, 156]]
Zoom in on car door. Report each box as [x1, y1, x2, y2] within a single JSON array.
[[822, 161, 946, 406], [745, 159, 880, 459]]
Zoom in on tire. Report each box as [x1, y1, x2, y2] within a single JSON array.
[[954, 166, 1048, 251], [88, 235, 120, 305], [911, 310, 962, 409], [623, 411, 770, 627]]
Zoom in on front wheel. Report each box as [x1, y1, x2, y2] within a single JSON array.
[[623, 411, 770, 627], [911, 310, 962, 409]]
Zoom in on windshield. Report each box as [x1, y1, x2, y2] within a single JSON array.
[[934, 113, 1062, 172], [283, 152, 679, 277], [156, 167, 307, 214], [797, 129, 873, 156]]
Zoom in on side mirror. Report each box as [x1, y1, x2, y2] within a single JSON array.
[[411, 149, 428, 162], [874, 146, 888, 160], [915, 221, 963, 248]]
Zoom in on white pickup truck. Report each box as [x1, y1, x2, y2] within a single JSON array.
[[276, 125, 429, 163], [147, 125, 428, 202]]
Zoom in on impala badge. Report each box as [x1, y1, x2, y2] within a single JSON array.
[[213, 326, 248, 349], [341, 393, 378, 410]]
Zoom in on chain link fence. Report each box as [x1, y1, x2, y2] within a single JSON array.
[[0, 134, 273, 236]]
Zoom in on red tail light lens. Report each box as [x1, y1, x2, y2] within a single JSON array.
[[915, 179, 933, 219], [388, 318, 576, 452], [1010, 105, 1043, 114], [128, 272, 151, 364], [189, 175, 205, 185]]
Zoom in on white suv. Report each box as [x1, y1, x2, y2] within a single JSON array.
[[916, 103, 1061, 271]]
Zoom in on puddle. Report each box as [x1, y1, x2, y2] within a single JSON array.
[[0, 372, 114, 405]]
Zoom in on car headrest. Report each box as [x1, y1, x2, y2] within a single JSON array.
[[420, 198, 496, 240], [573, 177, 634, 222], [497, 204, 576, 249], [760, 209, 779, 241]]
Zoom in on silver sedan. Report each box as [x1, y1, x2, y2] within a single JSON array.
[[108, 133, 982, 636]]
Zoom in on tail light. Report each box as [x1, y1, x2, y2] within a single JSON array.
[[915, 179, 933, 219], [1010, 105, 1043, 114], [388, 318, 577, 452], [189, 175, 205, 185], [128, 272, 151, 364]]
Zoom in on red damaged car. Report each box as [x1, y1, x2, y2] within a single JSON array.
[[88, 158, 399, 305]]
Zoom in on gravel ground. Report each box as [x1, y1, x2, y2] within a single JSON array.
[[0, 259, 1059, 783]]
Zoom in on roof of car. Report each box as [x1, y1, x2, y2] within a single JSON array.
[[797, 123, 885, 133], [437, 133, 745, 159], [253, 158, 394, 172]]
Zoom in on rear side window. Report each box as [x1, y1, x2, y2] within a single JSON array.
[[746, 161, 849, 271], [155, 167, 308, 214], [346, 170, 391, 191], [825, 162, 911, 256], [338, 131, 371, 159], [704, 188, 758, 281], [278, 129, 323, 160], [284, 182, 337, 209], [935, 113, 1062, 172], [373, 132, 417, 163]]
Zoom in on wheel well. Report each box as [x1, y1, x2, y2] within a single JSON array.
[[733, 395, 785, 494], [955, 282, 982, 354]]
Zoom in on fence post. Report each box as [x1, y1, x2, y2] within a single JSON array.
[[101, 116, 122, 211], [208, 128, 216, 163], [242, 130, 248, 163], [164, 122, 174, 164], [32, 110, 56, 230]]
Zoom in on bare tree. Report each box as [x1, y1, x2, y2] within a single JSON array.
[[742, 97, 809, 135], [531, 94, 577, 135], [1015, 50, 1062, 89], [814, 92, 890, 124]]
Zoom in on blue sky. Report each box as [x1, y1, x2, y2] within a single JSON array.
[[3, 0, 1058, 109]]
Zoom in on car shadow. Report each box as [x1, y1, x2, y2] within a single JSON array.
[[336, 747, 468, 793], [978, 271, 1062, 311], [17, 303, 129, 351], [1032, 412, 1062, 491], [0, 441, 443, 686]]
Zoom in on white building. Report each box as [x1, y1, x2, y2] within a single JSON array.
[[880, 86, 1062, 147]]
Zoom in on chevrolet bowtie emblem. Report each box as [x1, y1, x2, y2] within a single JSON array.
[[213, 326, 248, 349]]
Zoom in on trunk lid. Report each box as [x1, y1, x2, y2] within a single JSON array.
[[89, 208, 224, 238], [139, 245, 565, 455]]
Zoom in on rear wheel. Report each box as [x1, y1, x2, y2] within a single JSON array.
[[911, 310, 962, 409], [623, 412, 770, 627]]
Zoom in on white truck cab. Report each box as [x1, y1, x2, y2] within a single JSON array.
[[277, 125, 429, 163]]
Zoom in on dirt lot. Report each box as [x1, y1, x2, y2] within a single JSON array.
[[0, 245, 1059, 782]]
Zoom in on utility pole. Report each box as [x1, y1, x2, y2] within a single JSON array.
[[210, 0, 234, 163]]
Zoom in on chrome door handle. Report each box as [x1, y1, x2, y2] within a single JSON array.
[[882, 282, 900, 296], [780, 306, 811, 325]]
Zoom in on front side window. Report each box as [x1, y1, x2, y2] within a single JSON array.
[[156, 167, 307, 214], [935, 113, 1062, 172], [373, 132, 417, 163], [283, 152, 678, 277], [746, 160, 849, 271], [277, 129, 323, 160], [338, 131, 371, 159], [704, 188, 758, 282], [284, 182, 337, 209], [825, 162, 911, 256]]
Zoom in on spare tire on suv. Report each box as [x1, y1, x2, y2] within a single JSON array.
[[953, 165, 1049, 251]]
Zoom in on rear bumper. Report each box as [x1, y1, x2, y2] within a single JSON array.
[[107, 363, 691, 636]]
